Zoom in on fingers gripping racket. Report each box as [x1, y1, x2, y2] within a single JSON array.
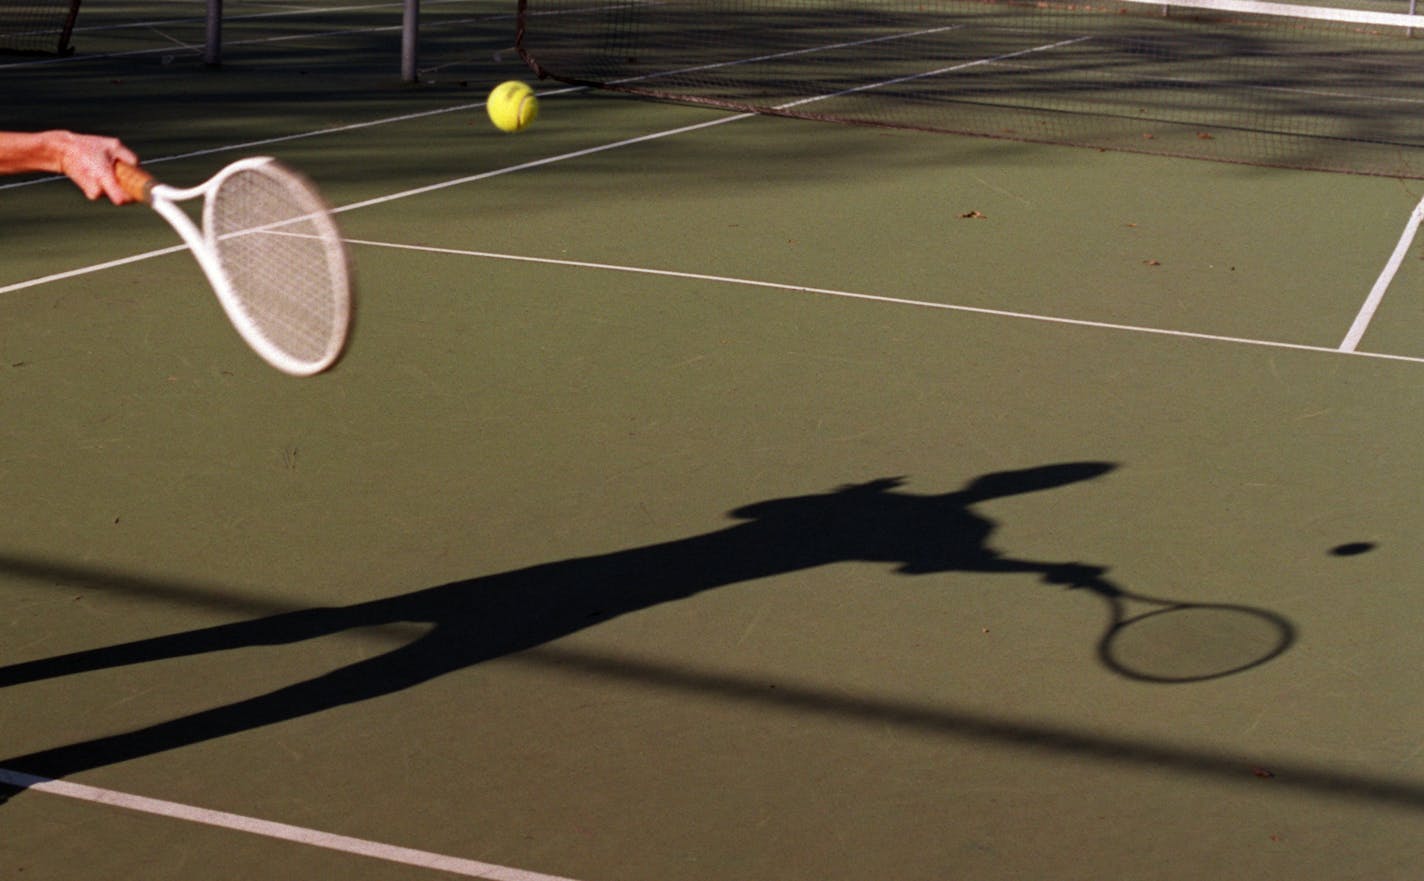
[[115, 157, 353, 377]]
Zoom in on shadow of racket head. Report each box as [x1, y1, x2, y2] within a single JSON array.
[[1047, 566, 1296, 683], [1096, 590, 1296, 683]]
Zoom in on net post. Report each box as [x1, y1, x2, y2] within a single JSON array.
[[401, 0, 418, 82], [204, 0, 222, 66], [57, 0, 80, 55]]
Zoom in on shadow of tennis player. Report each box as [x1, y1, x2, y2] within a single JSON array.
[[0, 461, 1290, 789]]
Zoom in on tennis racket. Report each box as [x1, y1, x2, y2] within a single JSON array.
[[115, 157, 353, 377]]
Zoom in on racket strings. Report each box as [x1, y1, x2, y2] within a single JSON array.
[[208, 163, 350, 371]]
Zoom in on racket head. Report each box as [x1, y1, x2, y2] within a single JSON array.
[[193, 157, 353, 377]]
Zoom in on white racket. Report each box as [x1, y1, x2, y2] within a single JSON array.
[[115, 157, 353, 377]]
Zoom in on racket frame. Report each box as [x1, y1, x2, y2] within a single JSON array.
[[119, 156, 352, 377]]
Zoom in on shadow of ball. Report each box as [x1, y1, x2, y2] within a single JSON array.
[[1330, 542, 1376, 557]]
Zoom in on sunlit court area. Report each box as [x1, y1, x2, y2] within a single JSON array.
[[2, 1, 1423, 878]]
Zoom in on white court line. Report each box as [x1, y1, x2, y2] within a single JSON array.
[[0, 28, 1417, 878], [0, 244, 190, 296], [343, 237, 1424, 365], [0, 20, 1040, 190], [3, 28, 1417, 365], [0, 768, 583, 881], [777, 35, 1093, 110], [2, 21, 974, 191], [5, 78, 1421, 361], [1339, 190, 1424, 352], [328, 111, 753, 216], [0, 101, 507, 191], [0, 97, 711, 298]]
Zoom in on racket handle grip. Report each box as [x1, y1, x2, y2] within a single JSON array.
[[114, 161, 155, 205]]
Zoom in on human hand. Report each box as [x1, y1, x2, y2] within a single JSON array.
[[51, 131, 140, 205]]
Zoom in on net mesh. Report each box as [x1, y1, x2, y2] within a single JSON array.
[[208, 162, 351, 374], [516, 0, 1424, 177], [0, 0, 80, 55]]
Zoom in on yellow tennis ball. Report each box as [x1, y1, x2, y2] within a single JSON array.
[[487, 81, 539, 133]]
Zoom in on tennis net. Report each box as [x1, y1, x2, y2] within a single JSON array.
[[515, 0, 1424, 177], [0, 0, 80, 55]]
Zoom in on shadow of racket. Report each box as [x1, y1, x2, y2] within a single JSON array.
[[1046, 565, 1296, 683]]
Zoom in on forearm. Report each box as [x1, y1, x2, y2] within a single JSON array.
[[0, 130, 65, 175], [0, 129, 139, 203]]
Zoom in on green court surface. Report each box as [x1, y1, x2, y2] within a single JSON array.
[[3, 3, 1424, 879]]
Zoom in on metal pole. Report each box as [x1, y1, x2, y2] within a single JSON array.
[[401, 0, 419, 82], [204, 0, 222, 66]]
